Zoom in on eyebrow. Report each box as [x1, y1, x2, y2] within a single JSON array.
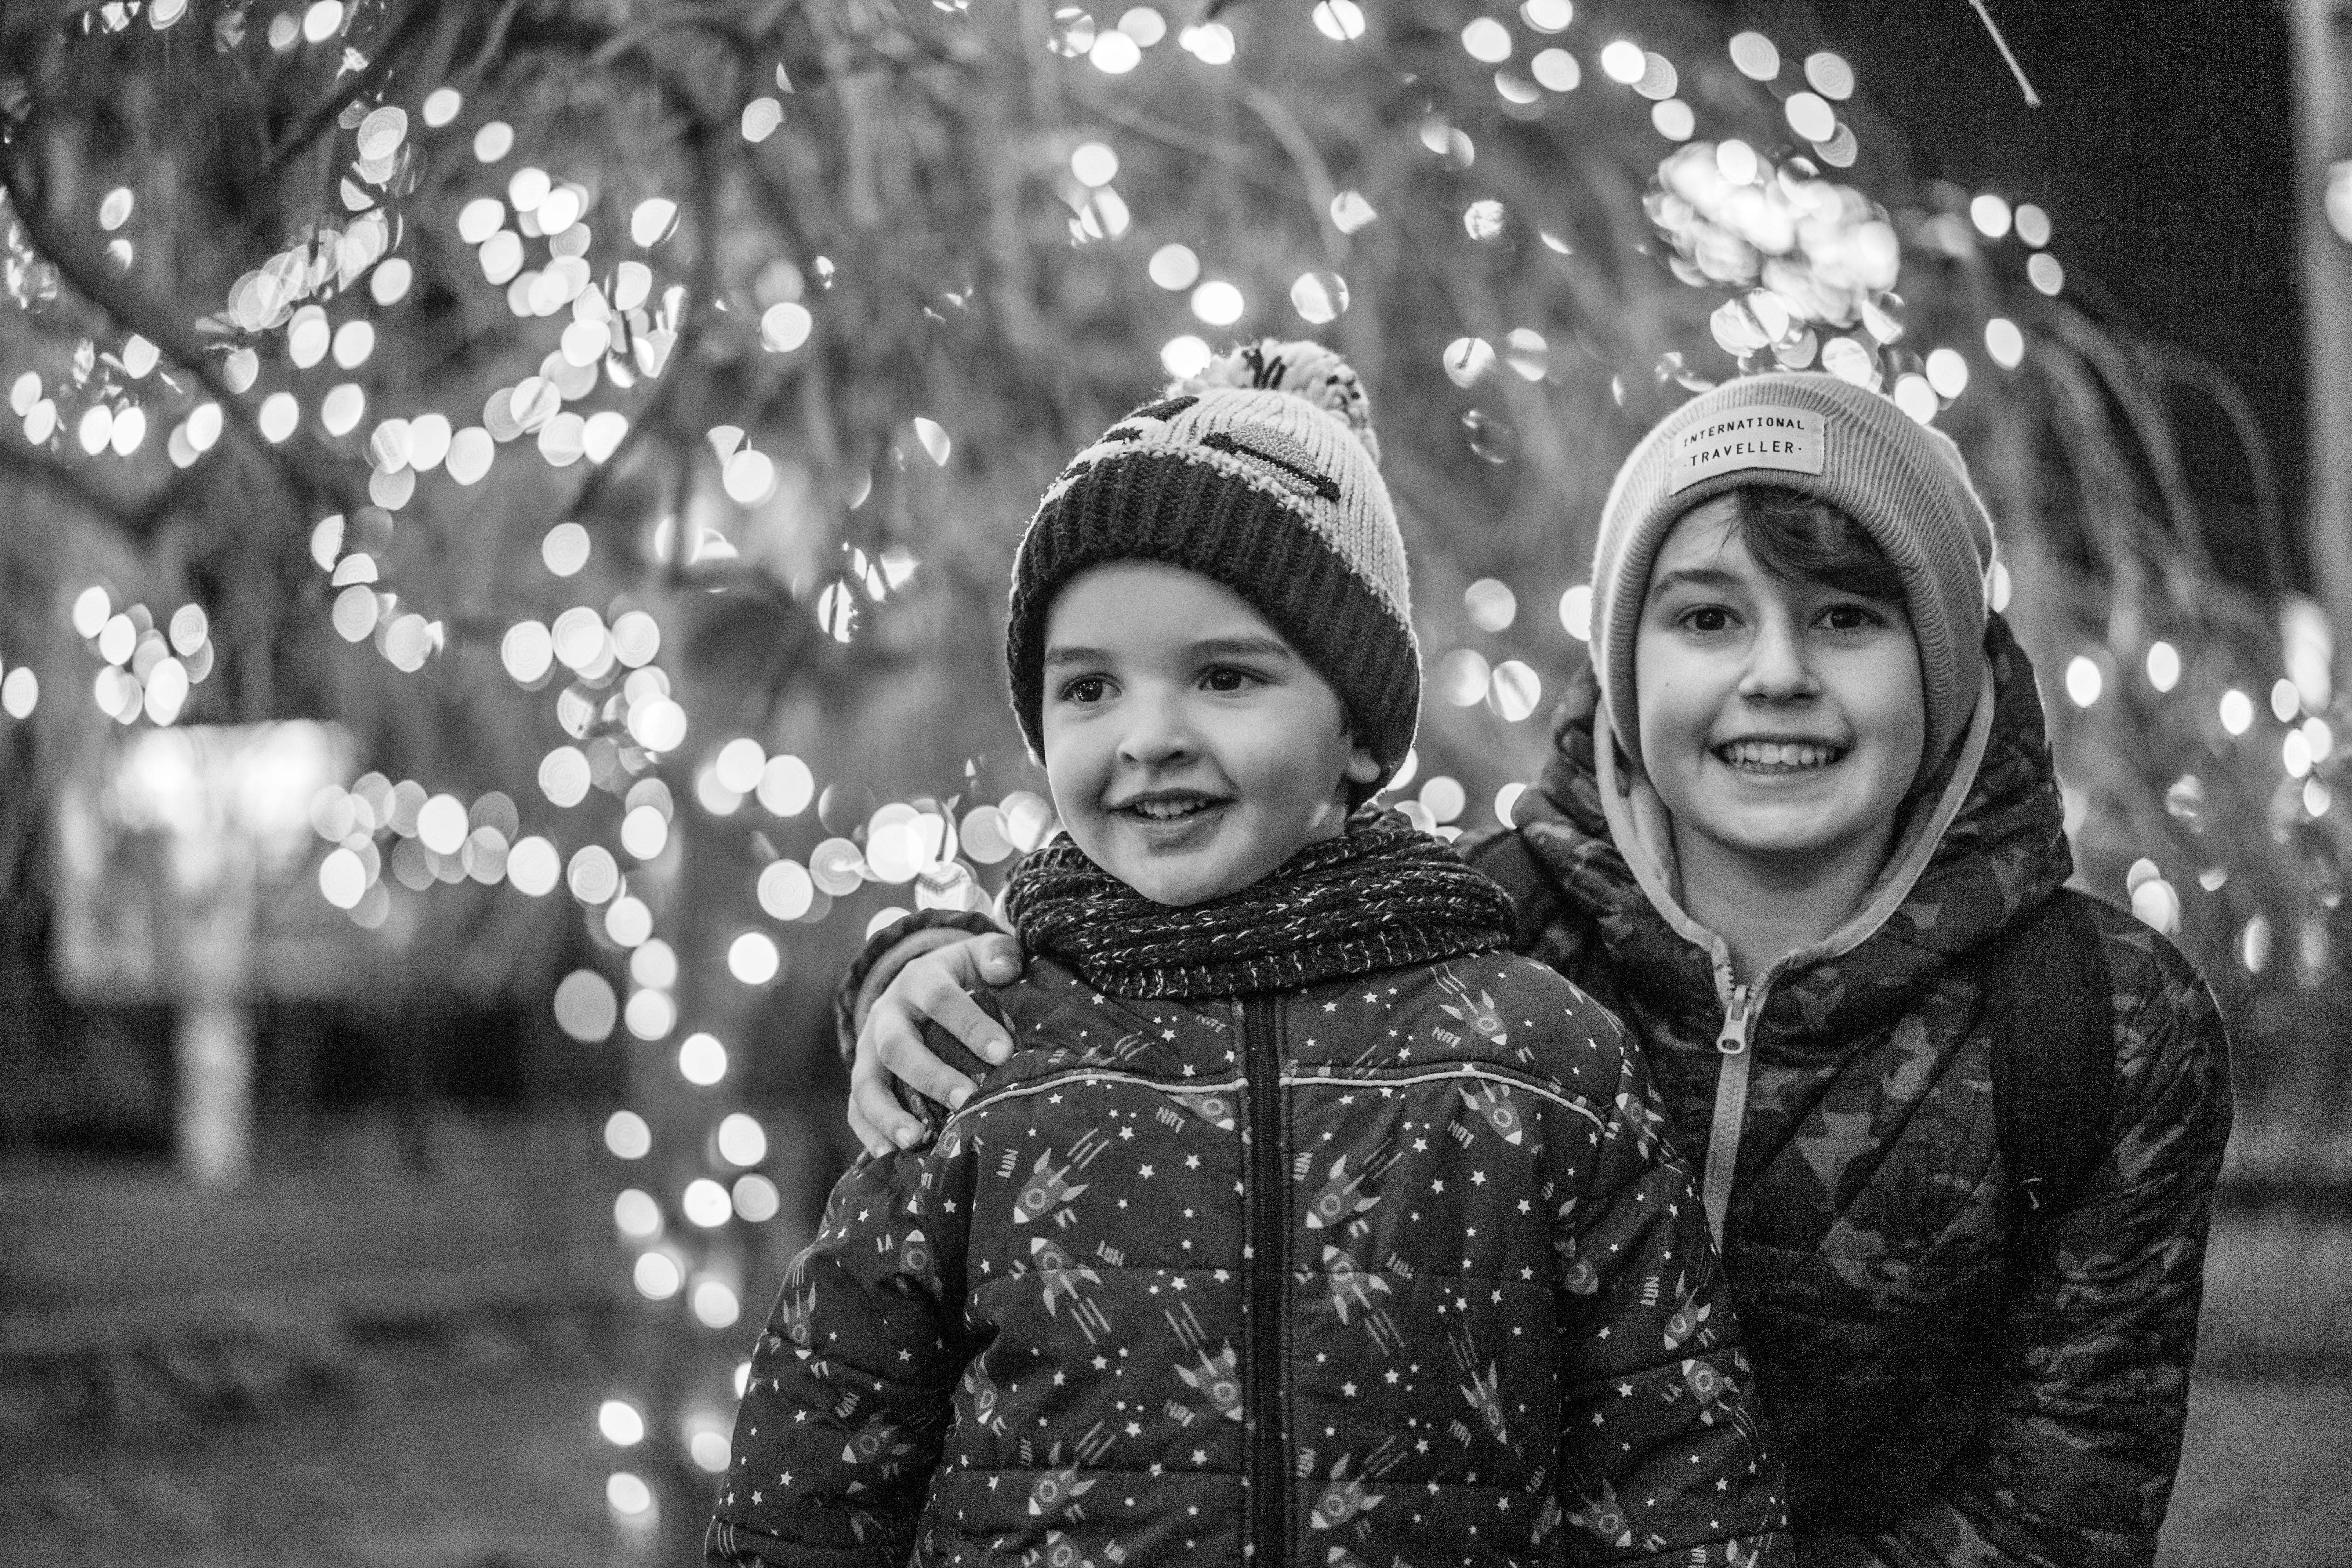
[[1041, 633, 1299, 668], [1645, 566, 1745, 598]]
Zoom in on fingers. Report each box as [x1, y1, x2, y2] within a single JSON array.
[[910, 947, 1018, 1065], [849, 925, 975, 1034], [972, 933, 1026, 986], [871, 999, 983, 1109], [849, 1026, 927, 1156]]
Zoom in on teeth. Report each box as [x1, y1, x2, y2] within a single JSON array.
[[1131, 798, 1210, 819], [1721, 741, 1838, 769]]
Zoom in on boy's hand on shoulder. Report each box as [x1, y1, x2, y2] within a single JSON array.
[[849, 933, 1025, 1155]]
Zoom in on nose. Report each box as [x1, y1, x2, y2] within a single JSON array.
[[1737, 613, 1820, 703], [1116, 684, 1198, 767]]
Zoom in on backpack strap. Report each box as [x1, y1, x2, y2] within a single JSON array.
[[1984, 888, 2118, 1250], [1799, 889, 2118, 1540]]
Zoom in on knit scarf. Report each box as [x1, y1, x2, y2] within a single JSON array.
[[1001, 809, 1515, 999]]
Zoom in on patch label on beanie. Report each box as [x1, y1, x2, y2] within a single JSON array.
[[1668, 405, 1825, 492]]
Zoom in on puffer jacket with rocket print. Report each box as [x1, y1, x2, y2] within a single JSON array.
[[1474, 618, 2232, 1568], [711, 949, 1792, 1567]]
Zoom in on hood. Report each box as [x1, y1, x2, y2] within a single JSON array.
[[1513, 613, 2074, 1049]]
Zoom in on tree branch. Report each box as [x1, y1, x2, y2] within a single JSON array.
[[0, 148, 367, 519]]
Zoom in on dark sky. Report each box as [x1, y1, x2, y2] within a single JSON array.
[[1785, 0, 2305, 589]]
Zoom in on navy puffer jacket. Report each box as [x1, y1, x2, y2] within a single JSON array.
[[713, 950, 1791, 1566]]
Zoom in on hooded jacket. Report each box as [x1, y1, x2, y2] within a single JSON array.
[[715, 930, 1793, 1565], [1467, 618, 2231, 1568]]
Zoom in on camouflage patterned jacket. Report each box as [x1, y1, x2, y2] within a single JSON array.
[[1469, 619, 2232, 1568], [712, 948, 1792, 1566]]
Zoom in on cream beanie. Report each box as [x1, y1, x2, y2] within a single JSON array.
[[1590, 372, 1996, 771]]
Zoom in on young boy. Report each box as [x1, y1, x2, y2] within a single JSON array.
[[708, 343, 1791, 1567]]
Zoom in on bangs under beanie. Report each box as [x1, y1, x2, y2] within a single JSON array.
[[1005, 340, 1419, 787], [1590, 370, 1996, 771]]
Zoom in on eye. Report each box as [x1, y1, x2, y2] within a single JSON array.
[[1678, 605, 1735, 635], [1201, 665, 1262, 693], [1057, 675, 1108, 704], [1818, 602, 1887, 632]]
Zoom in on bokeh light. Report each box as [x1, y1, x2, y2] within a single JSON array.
[[717, 1112, 768, 1167], [604, 1109, 652, 1159], [679, 1032, 728, 1086]]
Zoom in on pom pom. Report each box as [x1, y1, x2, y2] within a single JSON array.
[[1170, 338, 1380, 464]]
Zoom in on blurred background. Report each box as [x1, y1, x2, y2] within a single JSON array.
[[0, 0, 2345, 1561]]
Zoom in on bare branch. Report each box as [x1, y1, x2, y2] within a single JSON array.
[[0, 149, 367, 519]]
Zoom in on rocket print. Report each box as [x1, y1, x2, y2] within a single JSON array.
[[1660, 1272, 1713, 1352], [1457, 1081, 1525, 1145], [1316, 1244, 1401, 1356], [1552, 1198, 1601, 1294], [1450, 1328, 1509, 1447], [1030, 1236, 1112, 1342], [1307, 1454, 1386, 1532], [1013, 1130, 1112, 1225], [1435, 971, 1527, 1064], [840, 1413, 916, 1474], [1565, 1477, 1635, 1547], [961, 1359, 1006, 1436], [1168, 1087, 1236, 1131], [1613, 1081, 1671, 1161]]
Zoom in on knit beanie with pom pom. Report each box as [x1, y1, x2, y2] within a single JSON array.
[[1005, 339, 1419, 784]]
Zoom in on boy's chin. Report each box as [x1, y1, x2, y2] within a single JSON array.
[[1089, 828, 1271, 907], [1104, 853, 1256, 907]]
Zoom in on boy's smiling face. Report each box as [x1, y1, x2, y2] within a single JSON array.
[[1633, 497, 1926, 887], [1040, 561, 1381, 906]]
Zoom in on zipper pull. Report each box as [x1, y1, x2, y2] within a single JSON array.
[[1717, 984, 1758, 1056]]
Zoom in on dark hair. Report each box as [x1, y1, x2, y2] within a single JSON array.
[[1728, 485, 1906, 604]]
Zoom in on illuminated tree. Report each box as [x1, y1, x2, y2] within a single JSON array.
[[1, 0, 2336, 1528]]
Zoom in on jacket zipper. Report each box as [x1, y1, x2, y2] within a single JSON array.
[[1240, 994, 1287, 1564], [1699, 982, 1763, 1248]]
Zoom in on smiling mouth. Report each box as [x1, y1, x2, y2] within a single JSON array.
[[1114, 793, 1227, 822], [1714, 740, 1846, 772]]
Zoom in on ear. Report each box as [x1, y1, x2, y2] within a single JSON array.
[[1342, 745, 1383, 787]]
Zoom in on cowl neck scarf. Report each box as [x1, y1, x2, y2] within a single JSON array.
[[1002, 808, 1514, 999]]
